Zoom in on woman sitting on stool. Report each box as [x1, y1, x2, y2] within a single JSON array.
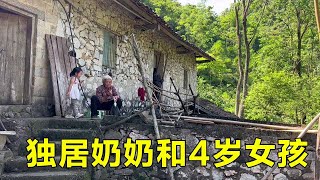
[[91, 75, 122, 119]]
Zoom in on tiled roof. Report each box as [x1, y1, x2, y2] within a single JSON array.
[[119, 0, 215, 61]]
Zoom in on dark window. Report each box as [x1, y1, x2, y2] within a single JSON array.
[[103, 32, 117, 67]]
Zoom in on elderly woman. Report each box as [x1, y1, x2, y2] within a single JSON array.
[[91, 75, 122, 118]]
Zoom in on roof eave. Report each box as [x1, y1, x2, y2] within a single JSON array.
[[118, 0, 215, 61]]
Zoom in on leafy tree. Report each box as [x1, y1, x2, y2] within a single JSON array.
[[142, 0, 320, 124]]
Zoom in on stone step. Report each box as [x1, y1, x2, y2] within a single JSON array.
[[39, 129, 97, 141], [29, 118, 100, 130], [4, 156, 93, 174], [18, 141, 94, 156], [1, 170, 90, 180], [47, 119, 100, 130]]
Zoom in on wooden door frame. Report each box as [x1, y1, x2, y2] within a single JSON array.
[[154, 50, 165, 80], [0, 0, 44, 104]]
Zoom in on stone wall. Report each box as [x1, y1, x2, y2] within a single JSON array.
[[0, 0, 197, 117], [2, 116, 317, 180], [56, 0, 197, 109], [98, 122, 317, 180]]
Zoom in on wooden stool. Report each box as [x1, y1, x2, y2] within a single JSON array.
[[98, 110, 111, 118]]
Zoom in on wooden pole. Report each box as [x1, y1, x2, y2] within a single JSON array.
[[262, 113, 320, 180], [170, 77, 188, 114], [103, 106, 150, 132], [173, 115, 306, 131], [189, 84, 198, 114], [130, 34, 175, 180], [313, 3, 320, 178], [131, 35, 160, 138], [315, 117, 320, 180]]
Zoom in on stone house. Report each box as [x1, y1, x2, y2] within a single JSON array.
[[0, 0, 213, 117]]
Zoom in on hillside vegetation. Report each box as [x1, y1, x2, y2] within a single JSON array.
[[142, 0, 320, 124]]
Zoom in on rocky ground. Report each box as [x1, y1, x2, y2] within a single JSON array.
[[0, 117, 317, 180]]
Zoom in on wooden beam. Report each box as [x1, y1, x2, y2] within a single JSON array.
[[196, 60, 211, 64], [159, 25, 214, 61], [171, 115, 312, 131], [176, 45, 191, 54], [120, 0, 156, 23], [262, 113, 320, 180], [118, 0, 214, 61], [177, 50, 191, 54], [134, 24, 157, 31]]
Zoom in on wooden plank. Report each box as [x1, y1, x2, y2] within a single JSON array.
[[46, 35, 79, 117], [23, 18, 32, 104], [0, 12, 28, 105], [66, 40, 77, 68], [0, 12, 9, 104], [45, 35, 62, 116], [17, 15, 28, 104], [62, 38, 72, 79], [51, 35, 66, 116], [6, 13, 19, 104], [56, 36, 68, 116], [57, 37, 68, 76], [70, 56, 76, 69]]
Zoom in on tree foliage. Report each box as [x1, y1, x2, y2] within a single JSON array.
[[142, 0, 320, 124]]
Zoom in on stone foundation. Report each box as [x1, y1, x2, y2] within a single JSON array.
[[1, 117, 317, 180]]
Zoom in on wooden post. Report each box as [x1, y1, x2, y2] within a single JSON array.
[[130, 34, 175, 180], [315, 117, 320, 180], [313, 2, 320, 178], [262, 113, 320, 180], [189, 84, 198, 114], [170, 77, 188, 114]]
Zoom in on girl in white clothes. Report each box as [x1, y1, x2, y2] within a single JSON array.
[[66, 67, 84, 118]]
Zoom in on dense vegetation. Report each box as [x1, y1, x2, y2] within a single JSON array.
[[142, 0, 320, 124]]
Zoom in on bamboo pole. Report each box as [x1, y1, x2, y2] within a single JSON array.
[[131, 34, 160, 138], [316, 117, 320, 180], [262, 113, 320, 180], [170, 77, 188, 114], [103, 106, 150, 131], [313, 2, 320, 179], [172, 115, 306, 131], [130, 34, 175, 180]]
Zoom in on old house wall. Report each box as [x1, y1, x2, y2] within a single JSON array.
[[0, 0, 197, 117], [0, 0, 60, 117], [56, 0, 197, 108]]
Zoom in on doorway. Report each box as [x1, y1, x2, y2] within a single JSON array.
[[154, 51, 165, 80], [0, 8, 32, 105]]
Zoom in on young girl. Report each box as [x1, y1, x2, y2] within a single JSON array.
[[65, 67, 84, 119]]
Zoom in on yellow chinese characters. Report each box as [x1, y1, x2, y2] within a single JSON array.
[[26, 137, 309, 169], [278, 139, 308, 168], [59, 139, 89, 168], [189, 140, 209, 166], [26, 138, 56, 167], [214, 138, 240, 168], [91, 138, 120, 167], [246, 138, 275, 167], [157, 139, 171, 167], [157, 139, 188, 167], [124, 138, 153, 167]]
